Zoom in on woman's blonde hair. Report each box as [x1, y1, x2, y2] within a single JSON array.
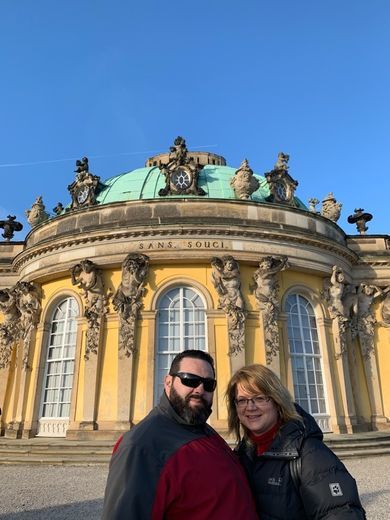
[[225, 364, 301, 442]]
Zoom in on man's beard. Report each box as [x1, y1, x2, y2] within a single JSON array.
[[169, 386, 212, 425]]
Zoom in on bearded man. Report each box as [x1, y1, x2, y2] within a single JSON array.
[[102, 349, 258, 520]]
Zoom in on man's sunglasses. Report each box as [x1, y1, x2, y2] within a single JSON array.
[[170, 372, 217, 392]]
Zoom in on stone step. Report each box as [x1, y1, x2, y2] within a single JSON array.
[[329, 447, 390, 459], [325, 440, 390, 450], [1, 433, 390, 465], [0, 455, 109, 465], [2, 447, 390, 465], [0, 448, 112, 457]]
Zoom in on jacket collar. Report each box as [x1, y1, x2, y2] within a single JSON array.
[[239, 406, 323, 460], [157, 391, 213, 432]]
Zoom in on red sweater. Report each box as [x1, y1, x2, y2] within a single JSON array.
[[249, 421, 281, 455]]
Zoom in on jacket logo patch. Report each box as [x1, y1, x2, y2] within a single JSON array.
[[268, 477, 282, 487], [329, 483, 343, 497]]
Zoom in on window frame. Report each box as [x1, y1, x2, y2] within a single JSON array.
[[284, 291, 331, 430], [154, 285, 208, 404], [38, 297, 79, 420]]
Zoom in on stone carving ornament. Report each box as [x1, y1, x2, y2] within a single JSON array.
[[68, 157, 101, 209], [320, 193, 342, 223], [14, 281, 42, 368], [322, 266, 351, 358], [25, 196, 49, 227], [253, 255, 289, 364], [158, 137, 206, 197], [0, 287, 20, 369], [112, 253, 149, 357], [0, 215, 23, 241], [347, 208, 373, 235], [355, 283, 383, 359], [265, 152, 298, 205], [53, 202, 64, 216], [308, 198, 319, 213], [0, 282, 41, 369], [211, 256, 246, 356], [380, 286, 390, 326], [323, 266, 349, 319], [323, 271, 386, 360], [71, 259, 108, 360], [230, 159, 260, 200]]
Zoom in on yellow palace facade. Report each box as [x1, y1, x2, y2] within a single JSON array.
[[0, 138, 389, 440]]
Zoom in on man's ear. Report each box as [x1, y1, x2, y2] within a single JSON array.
[[164, 374, 173, 394]]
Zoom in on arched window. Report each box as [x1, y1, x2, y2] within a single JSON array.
[[285, 293, 329, 429], [38, 297, 79, 437], [154, 286, 207, 403]]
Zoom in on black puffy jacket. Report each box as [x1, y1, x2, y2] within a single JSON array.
[[237, 407, 366, 520]]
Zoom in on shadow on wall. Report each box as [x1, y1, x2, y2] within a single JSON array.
[[0, 499, 104, 520]]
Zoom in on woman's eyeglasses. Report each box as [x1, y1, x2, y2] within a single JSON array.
[[170, 372, 217, 392], [235, 395, 271, 409]]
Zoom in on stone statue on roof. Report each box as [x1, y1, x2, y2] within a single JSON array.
[[26, 196, 50, 227], [0, 215, 23, 241], [320, 193, 342, 223], [231, 159, 259, 200], [158, 137, 206, 197], [68, 156, 101, 209]]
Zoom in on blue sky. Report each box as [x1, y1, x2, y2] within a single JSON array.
[[0, 0, 389, 239]]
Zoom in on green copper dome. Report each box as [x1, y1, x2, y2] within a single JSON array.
[[96, 164, 305, 207]]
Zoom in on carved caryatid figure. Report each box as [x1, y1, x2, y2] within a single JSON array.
[[381, 286, 390, 326], [324, 266, 348, 319], [253, 256, 289, 308], [0, 287, 20, 325], [25, 196, 50, 227], [211, 256, 246, 356], [230, 159, 260, 200], [14, 281, 41, 368], [0, 287, 20, 369], [322, 266, 353, 358], [71, 259, 103, 302], [355, 283, 382, 359], [113, 253, 149, 357], [71, 259, 107, 359], [211, 256, 244, 312], [253, 256, 289, 364]]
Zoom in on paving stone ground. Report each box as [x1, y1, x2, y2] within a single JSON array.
[[0, 456, 389, 519]]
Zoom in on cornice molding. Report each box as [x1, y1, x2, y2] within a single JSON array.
[[13, 224, 358, 273]]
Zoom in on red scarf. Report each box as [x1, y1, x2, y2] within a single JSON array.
[[249, 421, 281, 455]]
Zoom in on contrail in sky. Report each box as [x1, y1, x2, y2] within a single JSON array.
[[0, 144, 218, 168]]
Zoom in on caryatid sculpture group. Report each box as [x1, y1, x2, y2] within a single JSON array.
[[71, 259, 109, 359], [112, 253, 150, 357], [0, 282, 41, 369], [253, 256, 289, 364], [211, 255, 246, 356]]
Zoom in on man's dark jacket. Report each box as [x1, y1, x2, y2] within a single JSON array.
[[102, 392, 258, 519], [237, 406, 366, 520]]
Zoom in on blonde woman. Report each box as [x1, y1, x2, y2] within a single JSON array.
[[226, 364, 365, 520]]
